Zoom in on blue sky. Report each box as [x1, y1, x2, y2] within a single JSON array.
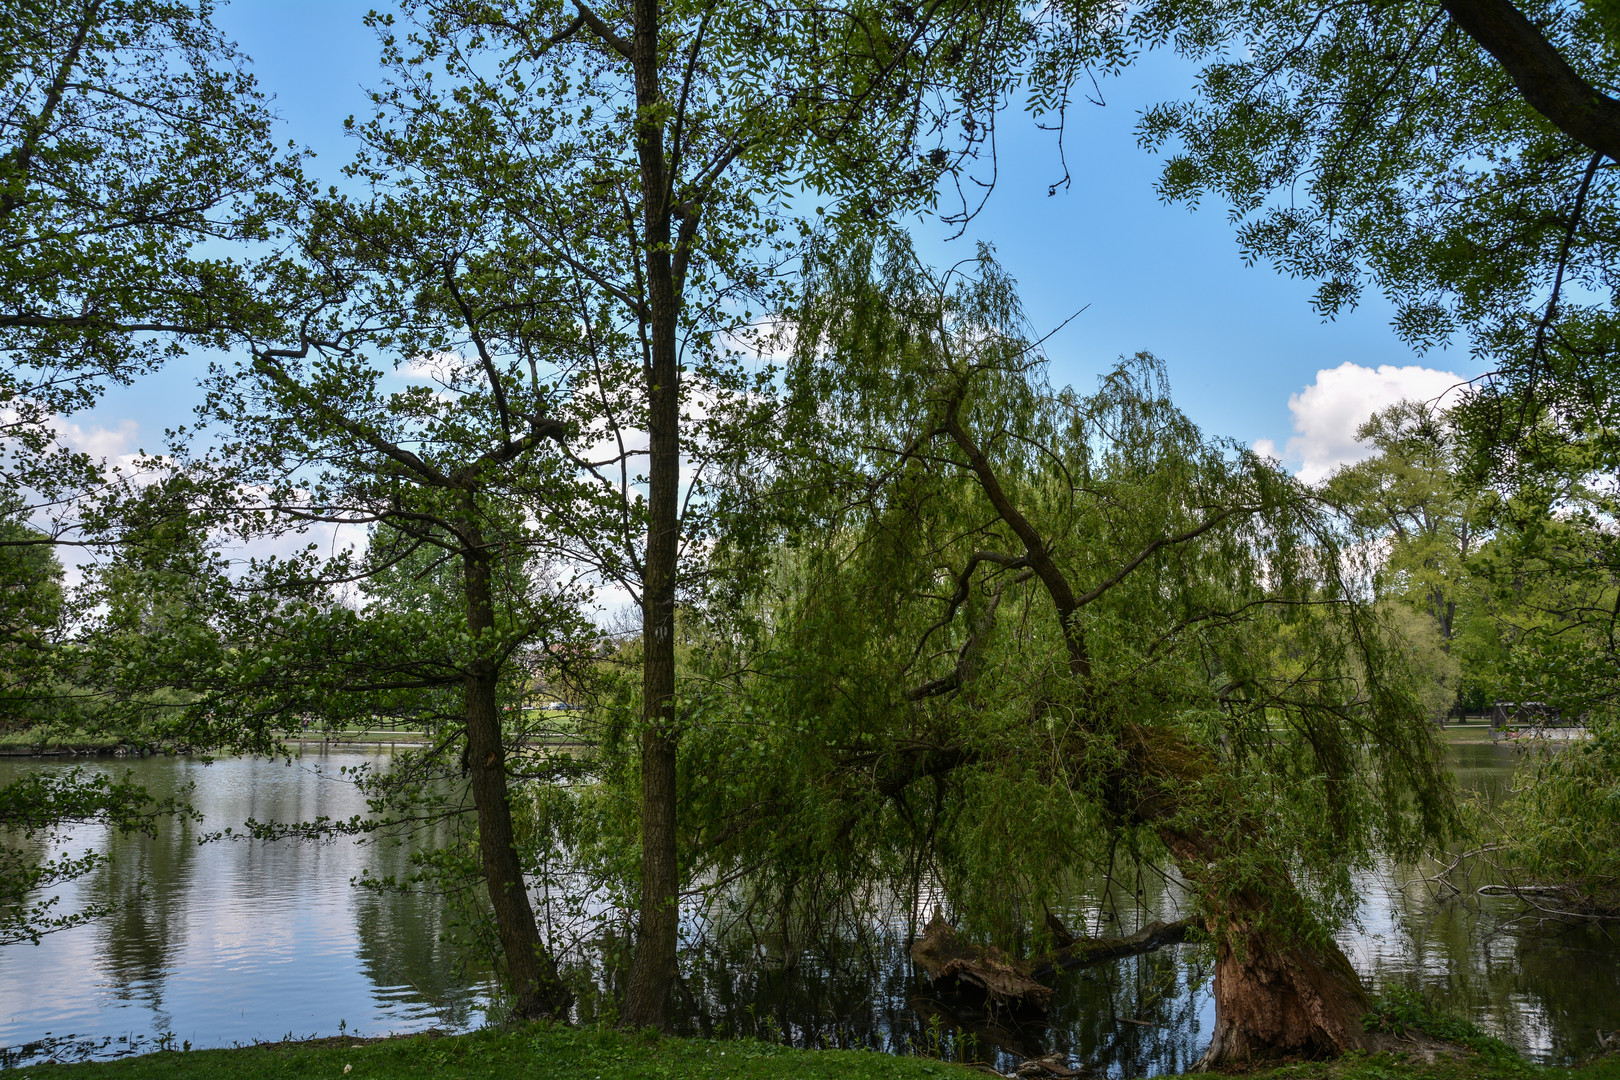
[[78, 1, 1476, 481]]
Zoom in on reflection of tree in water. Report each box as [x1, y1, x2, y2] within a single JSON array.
[[84, 765, 196, 1022], [1353, 862, 1620, 1065], [1043, 948, 1211, 1077], [350, 819, 495, 1030], [1510, 922, 1620, 1062], [556, 861, 1213, 1076], [350, 881, 490, 1029]]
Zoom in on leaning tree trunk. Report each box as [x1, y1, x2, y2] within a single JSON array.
[[941, 414, 1376, 1066], [1196, 922, 1371, 1067], [462, 529, 572, 1021], [1139, 730, 1373, 1068]]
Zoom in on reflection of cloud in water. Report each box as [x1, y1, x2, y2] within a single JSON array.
[[4, 744, 1620, 1072], [0, 751, 493, 1068]]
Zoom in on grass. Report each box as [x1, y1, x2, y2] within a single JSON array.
[[12, 1026, 980, 1080], [12, 1024, 1620, 1080], [0, 726, 125, 754], [1439, 724, 1494, 744], [1226, 1052, 1620, 1080]]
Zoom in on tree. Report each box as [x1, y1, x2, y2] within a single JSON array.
[[1458, 460, 1620, 917], [0, 0, 291, 522], [1329, 402, 1488, 644], [348, 0, 1035, 1028], [688, 236, 1454, 1064], [0, 1, 290, 942], [0, 512, 66, 727], [1324, 401, 1492, 717], [108, 186, 598, 1018]]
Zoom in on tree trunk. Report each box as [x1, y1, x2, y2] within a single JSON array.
[[462, 525, 571, 1021], [941, 411, 1377, 1066], [1140, 733, 1372, 1068], [1196, 925, 1372, 1068], [621, 0, 682, 1027]]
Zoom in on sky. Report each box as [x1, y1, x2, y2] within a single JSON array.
[[73, 1, 1479, 485]]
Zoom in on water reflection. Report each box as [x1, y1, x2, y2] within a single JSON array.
[[0, 751, 492, 1068], [1, 742, 1617, 1072]]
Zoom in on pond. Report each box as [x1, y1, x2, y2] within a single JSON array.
[[1, 741, 1616, 1073]]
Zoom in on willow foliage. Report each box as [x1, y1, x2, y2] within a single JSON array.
[[680, 236, 1455, 958]]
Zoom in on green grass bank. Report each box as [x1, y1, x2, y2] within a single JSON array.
[[12, 1025, 1620, 1080]]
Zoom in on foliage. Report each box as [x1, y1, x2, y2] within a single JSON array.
[[0, 0, 293, 516], [0, 0, 295, 951], [1364, 986, 1518, 1059], [666, 235, 1455, 983], [1503, 720, 1620, 916]]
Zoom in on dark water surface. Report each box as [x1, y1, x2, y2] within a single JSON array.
[[2, 741, 1617, 1073]]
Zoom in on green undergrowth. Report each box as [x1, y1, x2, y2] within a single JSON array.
[[1230, 1052, 1620, 1080], [12, 1023, 1620, 1080], [0, 726, 126, 753], [1364, 988, 1519, 1058]]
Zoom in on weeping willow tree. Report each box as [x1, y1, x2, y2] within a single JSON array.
[[679, 236, 1457, 1065]]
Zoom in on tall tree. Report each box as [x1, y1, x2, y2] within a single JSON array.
[[1327, 401, 1489, 640], [110, 188, 596, 1018], [351, 0, 1031, 1027], [0, 0, 291, 944]]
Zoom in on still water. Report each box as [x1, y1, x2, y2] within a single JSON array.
[[1, 743, 1616, 1073], [0, 750, 489, 1067]]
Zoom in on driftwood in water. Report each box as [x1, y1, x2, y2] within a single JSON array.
[[911, 915, 1054, 1004], [910, 913, 1193, 1006], [1031, 917, 1192, 978]]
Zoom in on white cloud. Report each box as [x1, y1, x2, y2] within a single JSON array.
[[51, 416, 141, 463], [1267, 362, 1466, 484]]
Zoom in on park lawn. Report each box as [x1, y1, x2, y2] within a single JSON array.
[[1438, 723, 1495, 744], [14, 1026, 1620, 1080]]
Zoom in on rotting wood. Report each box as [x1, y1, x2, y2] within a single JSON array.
[[910, 913, 1194, 1006], [1031, 917, 1192, 978], [911, 914, 1053, 1004]]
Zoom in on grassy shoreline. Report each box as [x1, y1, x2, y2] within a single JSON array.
[[13, 1025, 1620, 1080]]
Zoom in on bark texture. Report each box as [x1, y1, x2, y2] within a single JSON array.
[[1139, 731, 1372, 1067], [1440, 0, 1620, 162], [1196, 929, 1371, 1067], [462, 530, 571, 1020], [910, 913, 1054, 1004]]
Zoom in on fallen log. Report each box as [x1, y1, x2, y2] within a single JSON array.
[[910, 914, 1053, 1004], [909, 913, 1195, 1006], [1031, 917, 1192, 979]]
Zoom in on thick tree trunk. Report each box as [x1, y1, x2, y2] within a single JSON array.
[[621, 0, 682, 1028], [941, 408, 1379, 1065], [1196, 926, 1371, 1067], [1141, 735, 1372, 1068], [462, 528, 571, 1021]]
